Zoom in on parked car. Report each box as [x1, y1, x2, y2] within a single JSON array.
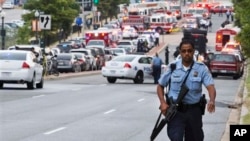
[[209, 52, 244, 79], [70, 48, 97, 70], [71, 52, 91, 71], [109, 48, 127, 56], [57, 53, 82, 73], [0, 50, 44, 89], [2, 1, 14, 9]]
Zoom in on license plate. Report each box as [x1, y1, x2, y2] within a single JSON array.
[[221, 70, 227, 73], [58, 62, 64, 65], [110, 70, 116, 73], [1, 72, 11, 77]]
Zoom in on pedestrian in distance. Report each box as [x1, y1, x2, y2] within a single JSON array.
[[219, 6, 223, 17], [154, 31, 160, 47], [151, 53, 163, 84], [231, 11, 235, 22], [156, 40, 216, 141], [226, 9, 230, 20]]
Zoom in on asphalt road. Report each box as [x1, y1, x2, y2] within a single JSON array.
[[0, 12, 242, 141]]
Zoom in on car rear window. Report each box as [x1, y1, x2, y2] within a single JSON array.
[[118, 42, 131, 45], [112, 56, 136, 62], [57, 54, 72, 60], [0, 52, 26, 60], [213, 54, 236, 62], [71, 51, 88, 55]]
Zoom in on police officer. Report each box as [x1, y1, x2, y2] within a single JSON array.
[[156, 40, 216, 141], [151, 53, 163, 84]]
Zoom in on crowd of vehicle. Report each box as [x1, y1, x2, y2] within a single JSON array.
[[0, 0, 243, 89]]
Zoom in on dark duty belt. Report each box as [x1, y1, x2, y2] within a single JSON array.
[[178, 102, 200, 112]]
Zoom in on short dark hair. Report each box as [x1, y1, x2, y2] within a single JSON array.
[[179, 40, 195, 50]]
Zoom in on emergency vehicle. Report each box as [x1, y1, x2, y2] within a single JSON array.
[[149, 13, 177, 34], [183, 7, 211, 19], [215, 24, 241, 51], [169, 2, 182, 19], [122, 15, 149, 33], [85, 28, 122, 47]]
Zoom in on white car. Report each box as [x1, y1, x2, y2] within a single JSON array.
[[109, 48, 127, 56], [117, 40, 137, 53], [0, 50, 44, 89], [102, 54, 166, 84], [2, 1, 14, 9], [122, 26, 138, 39], [8, 45, 43, 61]]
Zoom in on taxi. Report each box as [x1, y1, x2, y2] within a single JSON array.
[[221, 42, 242, 53], [101, 54, 166, 84]]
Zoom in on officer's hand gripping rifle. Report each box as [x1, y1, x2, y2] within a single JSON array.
[[150, 84, 189, 141]]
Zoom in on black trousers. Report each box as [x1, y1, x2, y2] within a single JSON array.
[[167, 106, 204, 141], [152, 65, 161, 84]]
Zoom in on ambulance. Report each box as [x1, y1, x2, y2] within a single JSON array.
[[215, 24, 241, 51], [85, 28, 122, 47], [149, 13, 177, 34]]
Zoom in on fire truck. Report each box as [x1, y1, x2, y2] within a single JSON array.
[[215, 24, 241, 51], [149, 13, 177, 34], [85, 28, 122, 47], [122, 15, 149, 33]]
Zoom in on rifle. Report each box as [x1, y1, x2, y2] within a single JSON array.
[[150, 62, 193, 141], [150, 85, 189, 141]]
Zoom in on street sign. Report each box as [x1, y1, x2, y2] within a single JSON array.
[[39, 15, 51, 30]]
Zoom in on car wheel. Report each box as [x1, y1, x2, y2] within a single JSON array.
[[27, 75, 36, 89], [233, 74, 240, 80], [133, 72, 144, 84], [0, 82, 3, 88], [212, 73, 217, 78], [36, 77, 44, 89], [107, 77, 117, 83]]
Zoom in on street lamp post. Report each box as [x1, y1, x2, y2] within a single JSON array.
[[34, 10, 40, 43], [0, 10, 5, 50]]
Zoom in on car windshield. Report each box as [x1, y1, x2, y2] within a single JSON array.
[[0, 52, 26, 60], [71, 51, 88, 55], [112, 49, 124, 53], [213, 54, 236, 62], [118, 42, 131, 45], [57, 55, 72, 60], [87, 41, 105, 46], [170, 6, 180, 10], [112, 56, 136, 62]]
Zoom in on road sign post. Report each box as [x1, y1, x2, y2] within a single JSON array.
[[39, 15, 51, 48], [39, 15, 51, 30]]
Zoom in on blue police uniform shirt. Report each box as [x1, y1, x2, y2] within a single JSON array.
[[158, 59, 214, 104], [152, 57, 162, 66]]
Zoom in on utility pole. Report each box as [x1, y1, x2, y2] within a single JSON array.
[[82, 0, 85, 37]]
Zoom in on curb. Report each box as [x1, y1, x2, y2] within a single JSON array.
[[44, 71, 101, 80], [220, 63, 248, 141]]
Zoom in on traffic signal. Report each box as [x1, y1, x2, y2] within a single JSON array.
[[93, 0, 99, 5]]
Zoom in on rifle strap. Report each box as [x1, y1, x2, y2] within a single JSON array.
[[181, 61, 194, 86]]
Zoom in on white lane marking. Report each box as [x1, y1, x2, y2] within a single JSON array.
[[137, 98, 145, 102], [32, 95, 45, 98], [71, 88, 81, 91], [104, 109, 116, 114], [44, 127, 66, 135]]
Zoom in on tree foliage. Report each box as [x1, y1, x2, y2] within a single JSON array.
[[21, 0, 79, 45], [233, 0, 250, 57], [97, 0, 129, 21]]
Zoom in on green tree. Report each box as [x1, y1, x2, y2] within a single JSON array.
[[233, 0, 250, 57], [97, 0, 129, 23], [21, 0, 79, 45]]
